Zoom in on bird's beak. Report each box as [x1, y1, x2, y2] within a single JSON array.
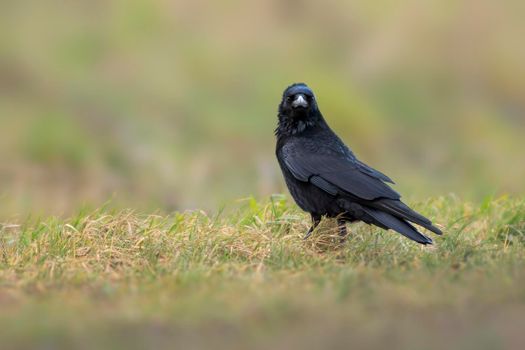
[[292, 94, 308, 108]]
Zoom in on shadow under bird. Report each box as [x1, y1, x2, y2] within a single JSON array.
[[275, 83, 442, 244]]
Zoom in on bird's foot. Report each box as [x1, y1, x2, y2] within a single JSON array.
[[304, 215, 321, 240], [337, 219, 348, 243], [303, 227, 314, 240]]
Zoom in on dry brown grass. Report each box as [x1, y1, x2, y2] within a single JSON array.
[[0, 195, 524, 349]]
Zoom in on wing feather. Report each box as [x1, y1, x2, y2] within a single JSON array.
[[281, 144, 399, 201], [355, 159, 395, 184]]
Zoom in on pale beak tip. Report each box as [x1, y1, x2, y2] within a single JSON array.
[[292, 95, 308, 108]]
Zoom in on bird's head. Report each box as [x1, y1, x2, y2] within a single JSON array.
[[276, 83, 325, 136], [280, 83, 316, 115]]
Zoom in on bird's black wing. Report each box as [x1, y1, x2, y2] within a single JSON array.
[[281, 143, 400, 201], [280, 142, 443, 238], [355, 159, 395, 184]]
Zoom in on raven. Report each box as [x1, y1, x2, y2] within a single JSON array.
[[275, 83, 442, 244]]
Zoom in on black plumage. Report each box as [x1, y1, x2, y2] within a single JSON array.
[[275, 83, 442, 244]]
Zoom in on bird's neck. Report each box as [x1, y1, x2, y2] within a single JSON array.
[[275, 111, 328, 137]]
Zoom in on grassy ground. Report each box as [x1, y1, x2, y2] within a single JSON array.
[[0, 195, 524, 349], [2, 3, 524, 349]]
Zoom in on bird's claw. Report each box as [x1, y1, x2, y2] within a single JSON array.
[[303, 229, 313, 240]]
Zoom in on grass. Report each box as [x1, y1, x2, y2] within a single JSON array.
[[0, 194, 524, 349]]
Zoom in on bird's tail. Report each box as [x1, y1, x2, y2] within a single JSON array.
[[362, 207, 433, 245], [371, 199, 443, 235]]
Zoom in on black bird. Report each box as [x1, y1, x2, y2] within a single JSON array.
[[275, 83, 442, 244]]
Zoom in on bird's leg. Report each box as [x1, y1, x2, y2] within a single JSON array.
[[337, 218, 348, 242], [303, 214, 321, 240]]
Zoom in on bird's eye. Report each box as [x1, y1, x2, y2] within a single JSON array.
[[286, 96, 293, 102]]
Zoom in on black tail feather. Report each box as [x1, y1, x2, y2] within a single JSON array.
[[362, 207, 433, 245], [373, 199, 443, 235]]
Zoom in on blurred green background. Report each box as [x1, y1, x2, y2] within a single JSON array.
[[1, 0, 524, 217]]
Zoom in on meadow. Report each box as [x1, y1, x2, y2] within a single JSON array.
[[1, 195, 524, 349], [1, 1, 525, 349]]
